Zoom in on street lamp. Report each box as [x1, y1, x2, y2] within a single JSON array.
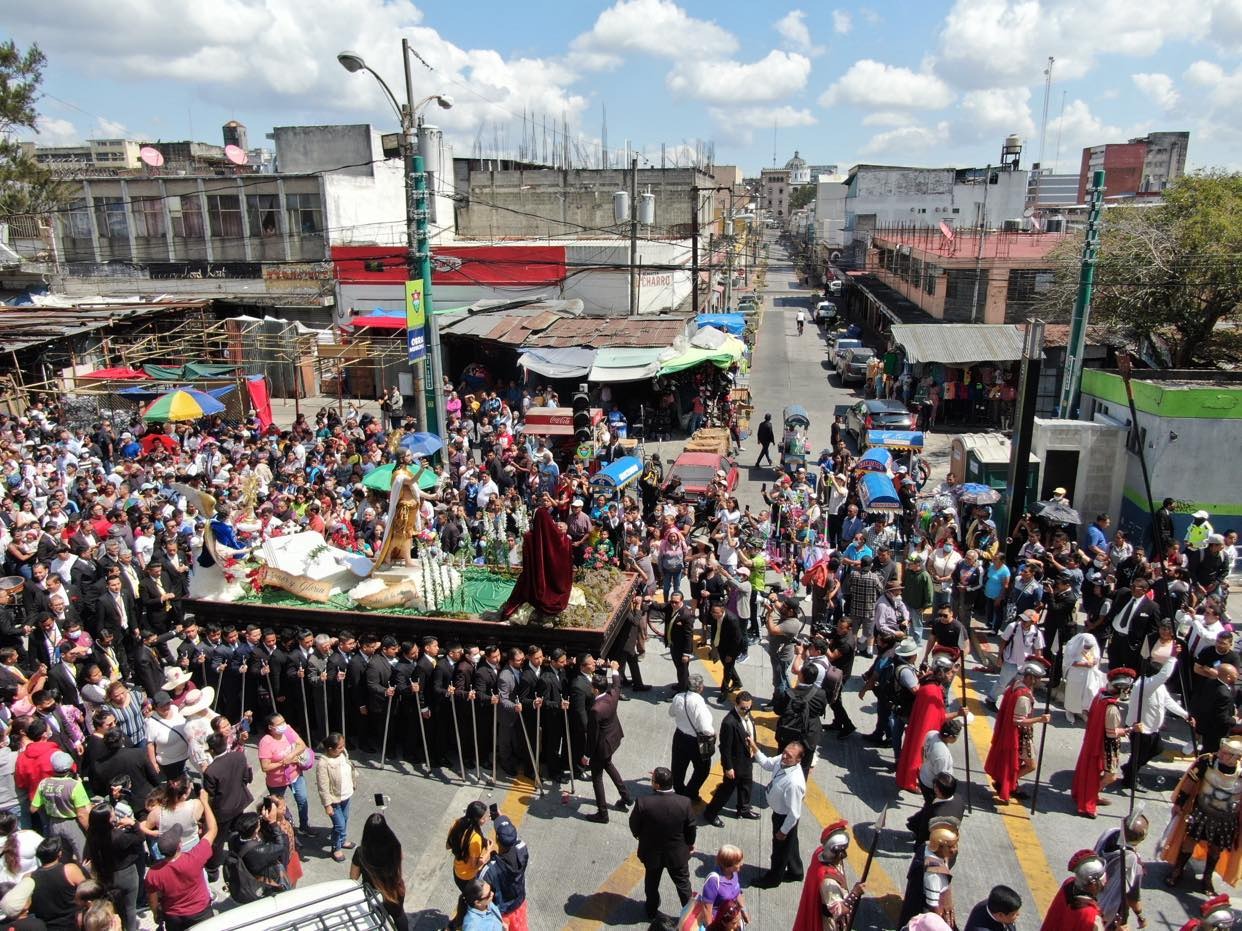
[[337, 42, 451, 439]]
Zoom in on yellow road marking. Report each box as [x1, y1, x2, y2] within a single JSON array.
[[561, 853, 647, 930], [959, 664, 1061, 915]]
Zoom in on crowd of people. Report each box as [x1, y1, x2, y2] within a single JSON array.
[[0, 368, 1237, 931]]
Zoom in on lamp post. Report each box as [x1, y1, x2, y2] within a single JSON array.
[[338, 43, 452, 437]]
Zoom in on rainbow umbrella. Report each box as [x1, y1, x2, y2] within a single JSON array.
[[142, 388, 226, 422]]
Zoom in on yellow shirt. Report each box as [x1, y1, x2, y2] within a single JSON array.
[[452, 830, 484, 881]]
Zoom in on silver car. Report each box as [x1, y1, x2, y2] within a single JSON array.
[[838, 347, 875, 384]]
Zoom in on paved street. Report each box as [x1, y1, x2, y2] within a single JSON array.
[[267, 232, 1222, 931]]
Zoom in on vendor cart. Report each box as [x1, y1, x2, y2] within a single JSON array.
[[779, 405, 811, 475]]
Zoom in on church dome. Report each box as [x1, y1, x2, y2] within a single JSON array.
[[784, 150, 807, 170]]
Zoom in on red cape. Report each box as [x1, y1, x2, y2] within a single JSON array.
[[793, 846, 829, 931], [1039, 878, 1102, 931], [1071, 692, 1115, 816], [897, 680, 946, 792], [984, 682, 1030, 802], [500, 507, 573, 618]]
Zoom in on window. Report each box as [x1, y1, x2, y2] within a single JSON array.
[[169, 195, 205, 239], [93, 197, 127, 239], [285, 193, 323, 236], [63, 199, 92, 240], [131, 197, 165, 238], [206, 195, 243, 238], [951, 208, 960, 214], [246, 194, 281, 237]]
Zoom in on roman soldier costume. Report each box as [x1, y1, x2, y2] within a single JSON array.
[[1159, 735, 1242, 892], [1072, 667, 1134, 818], [896, 647, 958, 793], [793, 821, 864, 931], [1178, 894, 1237, 930], [1039, 849, 1109, 931]]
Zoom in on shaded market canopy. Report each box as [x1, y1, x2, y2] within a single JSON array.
[[517, 347, 597, 379], [889, 323, 1026, 366]]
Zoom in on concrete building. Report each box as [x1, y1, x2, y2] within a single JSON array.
[[453, 165, 716, 240], [813, 175, 849, 250], [1079, 368, 1241, 539], [843, 164, 1030, 264], [24, 139, 143, 170], [807, 164, 839, 181], [1078, 131, 1189, 202], [866, 227, 1067, 325], [760, 169, 791, 218]]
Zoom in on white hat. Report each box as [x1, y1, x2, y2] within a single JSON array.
[[179, 687, 215, 717], [1208, 533, 1225, 545], [571, 498, 584, 507], [895, 638, 920, 658], [161, 667, 193, 691], [1194, 509, 1211, 520]]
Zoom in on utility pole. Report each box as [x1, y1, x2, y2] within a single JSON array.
[[691, 186, 700, 315], [1031, 56, 1055, 220], [629, 156, 639, 316], [401, 38, 427, 433], [724, 200, 734, 312], [1058, 168, 1106, 418], [1005, 318, 1045, 536], [969, 165, 991, 323]]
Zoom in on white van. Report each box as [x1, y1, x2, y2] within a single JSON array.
[[192, 880, 397, 931]]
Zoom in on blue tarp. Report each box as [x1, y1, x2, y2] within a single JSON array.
[[591, 456, 642, 491], [207, 385, 238, 399], [855, 448, 893, 474], [860, 472, 901, 511], [694, 313, 746, 336]]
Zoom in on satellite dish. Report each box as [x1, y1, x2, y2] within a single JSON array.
[[139, 146, 164, 168], [224, 145, 248, 166]]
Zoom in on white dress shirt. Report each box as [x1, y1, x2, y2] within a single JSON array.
[[919, 731, 954, 788], [756, 752, 806, 835], [670, 690, 715, 737], [1125, 657, 1188, 733]]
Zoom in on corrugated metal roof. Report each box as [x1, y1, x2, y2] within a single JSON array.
[[523, 316, 686, 349], [0, 300, 208, 353], [890, 323, 1026, 365]]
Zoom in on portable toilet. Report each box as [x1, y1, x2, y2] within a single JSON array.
[[949, 433, 1040, 533]]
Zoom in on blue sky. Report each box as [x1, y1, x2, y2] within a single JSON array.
[[10, 0, 1242, 175]]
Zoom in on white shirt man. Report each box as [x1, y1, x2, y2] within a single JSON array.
[[670, 684, 715, 738], [1125, 657, 1188, 734]]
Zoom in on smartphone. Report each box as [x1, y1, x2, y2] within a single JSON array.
[[374, 793, 388, 809], [489, 803, 499, 821]]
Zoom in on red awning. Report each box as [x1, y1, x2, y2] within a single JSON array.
[[350, 314, 405, 330], [80, 367, 150, 380]]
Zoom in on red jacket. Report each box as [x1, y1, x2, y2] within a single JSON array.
[[15, 741, 61, 800]]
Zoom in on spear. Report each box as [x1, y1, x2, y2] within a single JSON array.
[[1029, 673, 1054, 815], [846, 803, 888, 931], [959, 651, 973, 814]]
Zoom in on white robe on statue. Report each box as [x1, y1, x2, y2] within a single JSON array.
[[1063, 631, 1107, 716]]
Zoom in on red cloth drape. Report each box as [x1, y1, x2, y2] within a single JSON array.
[[984, 683, 1030, 802], [792, 845, 830, 931], [501, 507, 573, 618], [1071, 693, 1115, 816], [897, 682, 947, 792], [246, 375, 273, 430], [1039, 878, 1103, 931]]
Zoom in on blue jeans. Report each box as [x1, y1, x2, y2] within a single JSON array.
[[274, 774, 310, 830], [662, 569, 683, 602], [770, 652, 792, 699], [888, 710, 908, 758], [328, 795, 351, 851]]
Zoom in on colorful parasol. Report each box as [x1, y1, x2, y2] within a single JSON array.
[[141, 388, 226, 422]]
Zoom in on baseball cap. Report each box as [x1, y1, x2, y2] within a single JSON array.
[[157, 824, 184, 857], [50, 751, 74, 773]]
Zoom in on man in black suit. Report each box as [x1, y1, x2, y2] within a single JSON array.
[[88, 626, 131, 684], [365, 636, 398, 755], [628, 766, 696, 926], [583, 663, 632, 823], [139, 560, 176, 633], [567, 654, 596, 781], [95, 573, 137, 639], [702, 690, 760, 827], [708, 601, 747, 700], [666, 593, 696, 696], [348, 635, 377, 751], [1105, 577, 1161, 670]]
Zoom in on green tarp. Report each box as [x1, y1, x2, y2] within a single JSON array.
[[657, 335, 746, 375], [142, 363, 240, 380]]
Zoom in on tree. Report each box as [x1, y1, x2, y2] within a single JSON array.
[[788, 184, 815, 213], [0, 40, 68, 220], [1039, 172, 1242, 367]]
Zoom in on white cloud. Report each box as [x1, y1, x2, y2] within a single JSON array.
[[572, 0, 736, 62], [955, 86, 1035, 143], [832, 10, 853, 34], [25, 116, 80, 146], [668, 50, 811, 103], [1044, 99, 1124, 158], [862, 111, 915, 127], [860, 121, 950, 156], [819, 60, 954, 109], [9, 0, 589, 155], [1131, 73, 1179, 111], [1184, 60, 1242, 108], [94, 118, 129, 138], [935, 0, 1220, 90], [774, 10, 815, 51], [708, 104, 815, 147]]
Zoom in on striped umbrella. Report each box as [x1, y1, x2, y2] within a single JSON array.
[[142, 388, 226, 422]]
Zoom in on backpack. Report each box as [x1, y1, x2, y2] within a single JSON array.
[[775, 688, 813, 745], [222, 848, 268, 904]]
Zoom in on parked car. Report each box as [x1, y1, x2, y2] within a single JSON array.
[[738, 295, 761, 312], [814, 301, 838, 326], [829, 337, 863, 368], [838, 347, 875, 385], [664, 451, 739, 504], [846, 398, 917, 444]]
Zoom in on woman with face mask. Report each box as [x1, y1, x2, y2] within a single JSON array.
[[257, 714, 312, 835]]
